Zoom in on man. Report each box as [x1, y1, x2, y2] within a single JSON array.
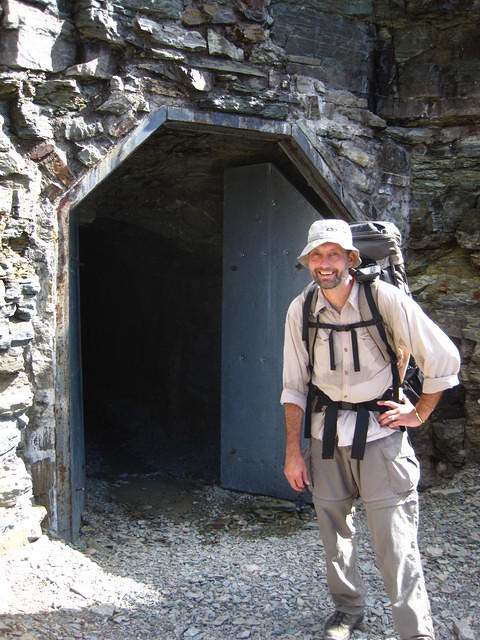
[[281, 219, 461, 640]]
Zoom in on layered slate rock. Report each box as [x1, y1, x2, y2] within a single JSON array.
[[374, 5, 480, 125], [0, 0, 75, 72], [271, 1, 376, 95], [0, 0, 478, 545]]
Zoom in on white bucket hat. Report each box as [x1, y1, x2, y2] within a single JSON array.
[[297, 219, 361, 268]]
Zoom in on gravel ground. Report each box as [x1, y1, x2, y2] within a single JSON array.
[[1, 463, 479, 640]]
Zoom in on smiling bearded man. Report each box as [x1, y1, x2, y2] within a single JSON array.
[[281, 218, 460, 640]]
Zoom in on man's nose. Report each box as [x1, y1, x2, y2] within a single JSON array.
[[317, 256, 331, 269]]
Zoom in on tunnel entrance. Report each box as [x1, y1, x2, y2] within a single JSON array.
[[79, 217, 221, 482], [56, 109, 352, 540]]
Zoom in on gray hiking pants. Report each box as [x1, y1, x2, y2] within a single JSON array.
[[307, 430, 435, 640]]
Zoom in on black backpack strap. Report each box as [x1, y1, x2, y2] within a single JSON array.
[[304, 383, 314, 439], [350, 405, 370, 459], [302, 283, 318, 439], [302, 283, 317, 344], [322, 402, 339, 458], [313, 387, 394, 460], [308, 317, 381, 372], [362, 281, 401, 403]]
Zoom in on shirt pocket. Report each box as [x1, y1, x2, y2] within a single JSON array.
[[357, 326, 388, 368], [381, 433, 420, 495], [312, 328, 334, 366]]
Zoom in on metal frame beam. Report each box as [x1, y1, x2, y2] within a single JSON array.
[[66, 106, 359, 220]]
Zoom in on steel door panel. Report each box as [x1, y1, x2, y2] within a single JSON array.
[[222, 163, 324, 498]]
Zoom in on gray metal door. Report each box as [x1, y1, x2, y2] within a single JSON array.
[[221, 163, 323, 498], [69, 215, 85, 537]]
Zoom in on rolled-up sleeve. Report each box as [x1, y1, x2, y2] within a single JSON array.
[[280, 296, 311, 410], [378, 283, 461, 393]]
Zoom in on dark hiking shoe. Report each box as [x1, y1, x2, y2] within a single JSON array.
[[323, 611, 364, 640]]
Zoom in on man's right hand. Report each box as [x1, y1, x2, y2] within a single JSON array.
[[283, 403, 309, 492], [284, 451, 310, 492]]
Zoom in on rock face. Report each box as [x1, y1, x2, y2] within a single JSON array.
[[0, 0, 478, 544], [0, 0, 75, 72]]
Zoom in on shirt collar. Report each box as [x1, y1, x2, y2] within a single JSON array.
[[313, 279, 360, 314]]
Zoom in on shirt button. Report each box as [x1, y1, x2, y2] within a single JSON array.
[[344, 395, 348, 399], [344, 347, 348, 352], [344, 371, 349, 375]]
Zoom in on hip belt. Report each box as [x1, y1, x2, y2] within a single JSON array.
[[311, 387, 394, 460]]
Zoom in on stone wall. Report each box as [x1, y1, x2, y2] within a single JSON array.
[[370, 1, 480, 472], [0, 0, 479, 545]]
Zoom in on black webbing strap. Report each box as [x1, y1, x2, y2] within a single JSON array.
[[320, 389, 393, 460], [304, 382, 314, 440], [351, 327, 360, 372], [302, 284, 316, 344], [328, 331, 335, 370], [350, 405, 370, 459], [308, 317, 379, 373], [303, 284, 318, 439], [322, 403, 339, 458]]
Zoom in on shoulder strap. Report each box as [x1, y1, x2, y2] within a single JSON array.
[[361, 279, 412, 381], [358, 279, 402, 402], [357, 279, 390, 362], [302, 282, 317, 344], [301, 282, 318, 439]]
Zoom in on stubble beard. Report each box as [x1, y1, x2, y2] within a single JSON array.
[[313, 264, 350, 291]]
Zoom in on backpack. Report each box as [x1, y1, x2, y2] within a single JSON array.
[[302, 220, 423, 439], [350, 220, 409, 294]]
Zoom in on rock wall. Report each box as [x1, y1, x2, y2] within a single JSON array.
[[370, 2, 480, 473], [0, 0, 479, 545]]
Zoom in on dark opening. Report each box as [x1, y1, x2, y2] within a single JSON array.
[[79, 217, 221, 481]]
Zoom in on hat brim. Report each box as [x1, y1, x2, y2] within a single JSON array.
[[297, 240, 362, 269]]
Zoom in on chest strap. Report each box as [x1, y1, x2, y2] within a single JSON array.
[[308, 317, 381, 373], [311, 387, 393, 460]]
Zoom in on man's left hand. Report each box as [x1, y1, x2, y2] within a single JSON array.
[[377, 396, 422, 429]]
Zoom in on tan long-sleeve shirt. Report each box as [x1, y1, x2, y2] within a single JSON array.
[[280, 280, 461, 446]]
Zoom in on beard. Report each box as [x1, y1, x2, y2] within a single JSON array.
[[311, 264, 350, 290]]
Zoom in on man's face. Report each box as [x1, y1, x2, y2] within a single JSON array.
[[306, 242, 354, 290]]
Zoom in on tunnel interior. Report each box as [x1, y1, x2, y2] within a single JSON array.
[[79, 217, 222, 480], [73, 124, 327, 484]]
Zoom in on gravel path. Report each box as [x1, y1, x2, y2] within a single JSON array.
[[1, 464, 479, 640]]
